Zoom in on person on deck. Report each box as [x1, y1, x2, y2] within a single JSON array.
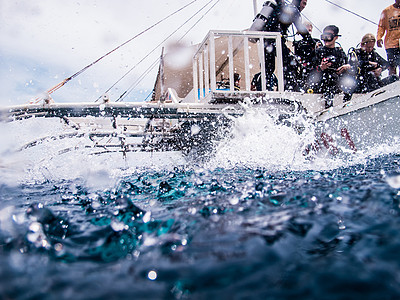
[[350, 33, 398, 93], [293, 21, 322, 90], [377, 0, 400, 76], [307, 25, 351, 109], [249, 0, 310, 91], [234, 73, 241, 91], [251, 71, 277, 91]]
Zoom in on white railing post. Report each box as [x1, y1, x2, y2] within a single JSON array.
[[244, 37, 251, 91], [193, 57, 199, 101], [209, 32, 216, 92], [228, 35, 234, 92], [199, 51, 204, 99], [275, 34, 284, 92], [204, 45, 210, 97]]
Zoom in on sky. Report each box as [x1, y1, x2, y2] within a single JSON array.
[[0, 0, 395, 106]]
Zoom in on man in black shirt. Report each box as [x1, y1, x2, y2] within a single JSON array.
[[307, 25, 351, 108]]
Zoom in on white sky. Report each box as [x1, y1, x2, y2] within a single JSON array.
[[0, 0, 395, 105]]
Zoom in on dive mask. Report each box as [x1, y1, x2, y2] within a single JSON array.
[[321, 32, 341, 42]]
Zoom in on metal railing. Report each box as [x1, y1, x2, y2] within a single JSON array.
[[192, 30, 284, 102]]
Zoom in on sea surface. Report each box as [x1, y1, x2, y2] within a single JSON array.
[[1, 110, 400, 299]]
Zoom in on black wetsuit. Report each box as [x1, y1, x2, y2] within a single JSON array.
[[350, 48, 397, 93], [308, 46, 348, 107], [293, 36, 320, 88]]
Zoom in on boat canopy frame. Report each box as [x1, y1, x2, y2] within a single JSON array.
[[193, 30, 284, 102]]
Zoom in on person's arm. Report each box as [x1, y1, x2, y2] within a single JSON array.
[[377, 10, 387, 48], [337, 64, 351, 74], [337, 49, 351, 74], [312, 49, 328, 72], [375, 51, 390, 70]]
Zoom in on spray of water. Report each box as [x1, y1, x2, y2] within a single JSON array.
[[0, 117, 186, 186], [2, 101, 400, 186], [207, 107, 315, 170]]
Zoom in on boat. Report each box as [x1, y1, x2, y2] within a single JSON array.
[[1, 1, 400, 159]]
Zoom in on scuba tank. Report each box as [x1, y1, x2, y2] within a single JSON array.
[[250, 0, 280, 32]]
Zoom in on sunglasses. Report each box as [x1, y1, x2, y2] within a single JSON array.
[[321, 33, 341, 42]]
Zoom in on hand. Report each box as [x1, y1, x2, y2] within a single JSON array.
[[320, 58, 332, 71], [336, 64, 351, 74], [377, 39, 383, 48], [372, 67, 383, 78], [369, 62, 378, 69]]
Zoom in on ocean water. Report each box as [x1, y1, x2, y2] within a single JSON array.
[[1, 109, 400, 299]]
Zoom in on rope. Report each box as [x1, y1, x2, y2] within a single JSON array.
[[323, 0, 378, 26], [178, 0, 222, 42], [107, 0, 217, 102], [31, 0, 200, 104], [143, 89, 154, 102], [115, 58, 160, 102], [301, 13, 322, 33]]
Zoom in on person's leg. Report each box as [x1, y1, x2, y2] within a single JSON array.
[[381, 74, 399, 86], [393, 48, 400, 77], [325, 72, 343, 108], [386, 48, 397, 75], [365, 72, 381, 92]]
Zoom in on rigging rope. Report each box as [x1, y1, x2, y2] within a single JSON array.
[[109, 0, 218, 102], [323, 0, 378, 26], [178, 0, 221, 42], [301, 13, 322, 33], [31, 0, 200, 104], [115, 58, 160, 102], [116, 0, 222, 103]]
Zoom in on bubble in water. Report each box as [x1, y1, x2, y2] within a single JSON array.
[[111, 220, 128, 232], [386, 173, 400, 189], [148, 270, 157, 281]]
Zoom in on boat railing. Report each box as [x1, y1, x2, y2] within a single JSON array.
[[192, 30, 284, 102]]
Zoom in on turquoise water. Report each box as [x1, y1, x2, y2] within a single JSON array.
[[1, 154, 400, 299]]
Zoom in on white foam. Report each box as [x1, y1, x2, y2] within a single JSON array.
[[2, 106, 400, 186], [0, 117, 186, 186], [207, 105, 400, 172]]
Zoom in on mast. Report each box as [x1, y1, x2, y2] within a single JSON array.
[[253, 0, 258, 17], [160, 47, 165, 102]]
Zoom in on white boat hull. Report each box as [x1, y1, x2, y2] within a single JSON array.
[[309, 81, 400, 156]]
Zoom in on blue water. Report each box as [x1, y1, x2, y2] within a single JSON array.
[[1, 151, 400, 299]]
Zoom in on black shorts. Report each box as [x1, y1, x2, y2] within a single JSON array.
[[386, 48, 400, 67]]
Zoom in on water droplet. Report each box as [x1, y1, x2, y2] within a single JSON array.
[[148, 270, 157, 281], [54, 243, 63, 252], [338, 220, 346, 230], [229, 197, 239, 205], [143, 212, 151, 223], [111, 221, 128, 232], [386, 174, 400, 189]]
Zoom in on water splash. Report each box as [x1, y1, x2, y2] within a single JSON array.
[[208, 106, 316, 170], [2, 103, 400, 187]]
